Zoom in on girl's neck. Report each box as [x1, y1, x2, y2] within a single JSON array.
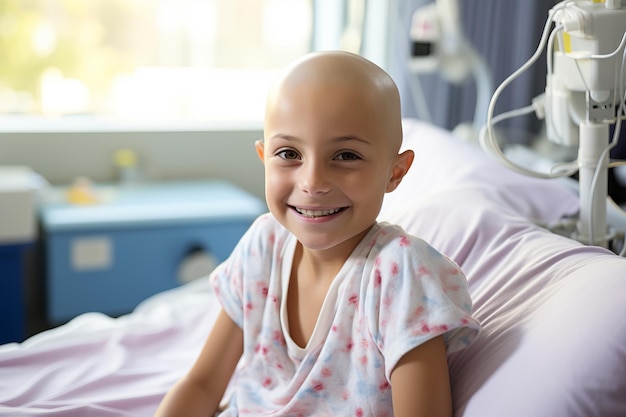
[[293, 224, 374, 283]]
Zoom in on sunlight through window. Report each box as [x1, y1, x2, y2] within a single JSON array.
[[0, 0, 313, 123]]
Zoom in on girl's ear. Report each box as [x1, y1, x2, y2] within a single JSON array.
[[386, 149, 414, 193], [255, 140, 265, 164]]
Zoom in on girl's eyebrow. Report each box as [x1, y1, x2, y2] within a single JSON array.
[[335, 135, 372, 146], [268, 133, 299, 142], [269, 133, 371, 146]]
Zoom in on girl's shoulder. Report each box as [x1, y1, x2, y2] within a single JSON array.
[[367, 222, 462, 277], [371, 222, 443, 257]]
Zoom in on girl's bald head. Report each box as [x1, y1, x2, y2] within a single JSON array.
[[265, 51, 403, 154]]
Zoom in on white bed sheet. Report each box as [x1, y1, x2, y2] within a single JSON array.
[[0, 278, 220, 416]]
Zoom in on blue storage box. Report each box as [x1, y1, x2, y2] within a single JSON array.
[[39, 180, 266, 324]]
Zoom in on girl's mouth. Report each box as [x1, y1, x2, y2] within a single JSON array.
[[291, 206, 347, 218]]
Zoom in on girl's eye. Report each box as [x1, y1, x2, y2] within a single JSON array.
[[277, 149, 300, 160], [335, 151, 361, 161]]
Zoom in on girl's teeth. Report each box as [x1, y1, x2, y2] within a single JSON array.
[[296, 208, 341, 218]]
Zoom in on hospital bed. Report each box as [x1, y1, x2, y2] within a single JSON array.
[[1, 118, 625, 417]]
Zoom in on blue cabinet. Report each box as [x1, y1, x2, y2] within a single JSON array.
[[39, 180, 266, 324]]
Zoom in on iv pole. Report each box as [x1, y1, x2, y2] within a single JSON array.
[[547, 1, 626, 247]]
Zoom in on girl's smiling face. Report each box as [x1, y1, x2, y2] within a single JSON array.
[[258, 54, 413, 260]]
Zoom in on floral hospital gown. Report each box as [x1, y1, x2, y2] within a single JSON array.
[[211, 213, 480, 416]]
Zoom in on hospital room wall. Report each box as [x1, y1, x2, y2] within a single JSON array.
[[0, 127, 266, 199]]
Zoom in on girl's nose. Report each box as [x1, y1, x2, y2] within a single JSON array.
[[298, 160, 331, 195]]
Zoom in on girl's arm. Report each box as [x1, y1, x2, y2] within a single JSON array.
[[390, 335, 453, 417], [154, 309, 243, 417]]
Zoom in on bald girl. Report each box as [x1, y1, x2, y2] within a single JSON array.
[[154, 51, 473, 417]]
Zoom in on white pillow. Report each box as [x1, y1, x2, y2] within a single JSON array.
[[380, 118, 578, 224]]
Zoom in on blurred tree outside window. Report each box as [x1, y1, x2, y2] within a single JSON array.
[[0, 0, 312, 122]]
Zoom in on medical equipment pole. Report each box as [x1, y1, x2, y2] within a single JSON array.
[[479, 1, 626, 250], [577, 121, 610, 246], [547, 1, 626, 247]]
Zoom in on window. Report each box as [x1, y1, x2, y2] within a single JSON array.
[[0, 0, 313, 123]]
